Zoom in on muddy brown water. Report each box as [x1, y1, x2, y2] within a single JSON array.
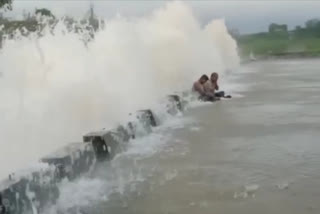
[[61, 59, 320, 214]]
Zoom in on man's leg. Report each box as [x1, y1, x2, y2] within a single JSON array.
[[199, 95, 217, 102]]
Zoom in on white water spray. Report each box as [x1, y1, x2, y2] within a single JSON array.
[[0, 1, 239, 180]]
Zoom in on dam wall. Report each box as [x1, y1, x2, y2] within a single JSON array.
[[0, 94, 185, 214]]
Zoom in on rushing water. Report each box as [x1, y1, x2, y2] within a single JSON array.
[[2, 2, 320, 213], [0, 1, 239, 181], [45, 58, 320, 214]]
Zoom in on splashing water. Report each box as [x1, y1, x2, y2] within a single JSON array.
[[0, 1, 239, 180]]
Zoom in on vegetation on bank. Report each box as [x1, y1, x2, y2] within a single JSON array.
[[0, 6, 102, 47], [1, 1, 320, 61], [234, 20, 320, 60], [0, 0, 12, 10]]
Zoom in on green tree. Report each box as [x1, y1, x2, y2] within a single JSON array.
[[305, 19, 320, 37], [35, 8, 55, 18], [269, 23, 288, 33], [0, 0, 12, 10], [305, 19, 320, 29]]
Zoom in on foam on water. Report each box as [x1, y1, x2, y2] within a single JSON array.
[[50, 178, 109, 212], [45, 114, 192, 214], [0, 1, 239, 181]]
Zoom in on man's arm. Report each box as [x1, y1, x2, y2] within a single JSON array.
[[214, 81, 219, 90]]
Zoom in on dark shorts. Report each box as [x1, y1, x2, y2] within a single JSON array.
[[198, 91, 226, 102], [214, 91, 225, 97], [199, 95, 218, 102]]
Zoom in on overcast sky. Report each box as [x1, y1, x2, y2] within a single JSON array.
[[4, 0, 320, 34]]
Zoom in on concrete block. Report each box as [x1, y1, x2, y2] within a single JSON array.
[[0, 169, 58, 214], [136, 109, 157, 128], [83, 126, 130, 161], [167, 95, 183, 111], [41, 143, 95, 181]]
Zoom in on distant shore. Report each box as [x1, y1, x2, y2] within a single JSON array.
[[240, 51, 320, 64]]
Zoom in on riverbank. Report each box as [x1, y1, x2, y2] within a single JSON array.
[[236, 27, 320, 62], [240, 51, 320, 64]]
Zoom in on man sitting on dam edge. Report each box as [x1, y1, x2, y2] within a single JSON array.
[[204, 72, 231, 99], [192, 74, 218, 102]]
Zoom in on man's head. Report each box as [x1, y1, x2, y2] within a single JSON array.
[[211, 72, 219, 82], [199, 74, 209, 84]]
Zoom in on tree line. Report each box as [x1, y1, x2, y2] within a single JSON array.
[[0, 1, 103, 49], [0, 0, 12, 10], [0, 1, 101, 36], [268, 19, 320, 37]]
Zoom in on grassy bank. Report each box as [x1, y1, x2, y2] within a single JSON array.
[[236, 30, 320, 61]]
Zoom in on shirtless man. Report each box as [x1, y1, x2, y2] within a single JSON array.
[[192, 74, 218, 101], [204, 72, 220, 96], [204, 72, 230, 98], [192, 74, 209, 96]]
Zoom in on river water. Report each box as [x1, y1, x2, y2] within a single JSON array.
[[49, 58, 320, 214]]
